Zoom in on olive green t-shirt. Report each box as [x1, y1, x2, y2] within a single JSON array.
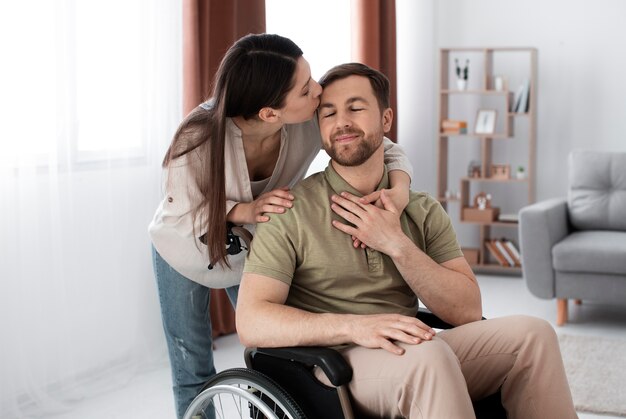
[[243, 164, 463, 317]]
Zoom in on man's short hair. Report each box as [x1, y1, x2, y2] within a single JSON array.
[[318, 63, 390, 111]]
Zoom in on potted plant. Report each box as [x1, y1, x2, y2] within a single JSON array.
[[455, 58, 469, 90], [516, 165, 526, 179]]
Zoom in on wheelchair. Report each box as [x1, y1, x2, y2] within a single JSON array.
[[183, 307, 506, 419], [183, 226, 506, 419]]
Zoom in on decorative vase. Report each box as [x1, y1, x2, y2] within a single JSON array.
[[456, 79, 467, 91]]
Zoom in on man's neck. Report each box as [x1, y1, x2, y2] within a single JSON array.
[[331, 146, 385, 195]]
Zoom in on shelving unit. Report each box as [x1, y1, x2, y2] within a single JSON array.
[[437, 47, 537, 274]]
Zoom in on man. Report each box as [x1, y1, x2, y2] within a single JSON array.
[[237, 63, 576, 418]]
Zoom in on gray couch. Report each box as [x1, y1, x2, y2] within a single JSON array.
[[519, 150, 626, 325]]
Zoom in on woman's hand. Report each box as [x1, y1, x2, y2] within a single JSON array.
[[228, 187, 294, 224]]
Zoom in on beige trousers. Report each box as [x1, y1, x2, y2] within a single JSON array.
[[317, 315, 577, 419]]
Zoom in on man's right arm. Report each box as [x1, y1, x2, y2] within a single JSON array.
[[236, 273, 436, 355]]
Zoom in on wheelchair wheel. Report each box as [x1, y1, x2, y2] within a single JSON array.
[[183, 368, 306, 419]]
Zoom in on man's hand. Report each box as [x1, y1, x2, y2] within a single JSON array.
[[348, 313, 436, 355], [331, 190, 409, 255], [228, 187, 294, 224], [344, 181, 410, 248]]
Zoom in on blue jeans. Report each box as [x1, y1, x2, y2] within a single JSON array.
[[152, 246, 239, 419]]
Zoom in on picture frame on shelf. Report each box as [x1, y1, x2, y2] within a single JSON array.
[[490, 164, 510, 180], [474, 109, 496, 134]]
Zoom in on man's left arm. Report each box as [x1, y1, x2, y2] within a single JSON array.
[[330, 190, 482, 326], [390, 238, 482, 326]]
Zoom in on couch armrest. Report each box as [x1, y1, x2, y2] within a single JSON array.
[[519, 198, 570, 298]]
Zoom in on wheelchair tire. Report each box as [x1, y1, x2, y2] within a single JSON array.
[[183, 368, 306, 419]]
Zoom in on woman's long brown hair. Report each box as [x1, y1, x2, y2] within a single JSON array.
[[162, 34, 303, 269]]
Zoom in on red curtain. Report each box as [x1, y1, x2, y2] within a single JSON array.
[[183, 0, 265, 115], [182, 0, 265, 337], [351, 0, 398, 142]]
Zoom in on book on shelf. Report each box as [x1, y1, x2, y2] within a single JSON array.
[[485, 240, 509, 266], [511, 84, 524, 112], [441, 119, 468, 129], [441, 120, 468, 134], [442, 127, 468, 134], [441, 119, 467, 128], [485, 239, 522, 267], [502, 239, 522, 266], [512, 79, 530, 113], [498, 213, 519, 223], [494, 239, 516, 267]]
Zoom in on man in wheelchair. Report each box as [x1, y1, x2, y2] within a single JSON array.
[[237, 63, 577, 419]]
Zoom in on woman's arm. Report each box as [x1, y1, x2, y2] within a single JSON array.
[[361, 138, 412, 211], [382, 137, 413, 182]]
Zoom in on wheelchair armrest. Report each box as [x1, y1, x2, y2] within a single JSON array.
[[249, 346, 353, 387], [417, 307, 486, 329], [249, 310, 481, 389], [416, 307, 455, 329]]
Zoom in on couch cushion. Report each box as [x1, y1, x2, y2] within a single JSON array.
[[552, 231, 626, 275], [568, 150, 626, 231]]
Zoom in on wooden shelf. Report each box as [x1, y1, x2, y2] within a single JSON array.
[[437, 47, 537, 275], [460, 220, 519, 227], [441, 90, 509, 95], [461, 177, 528, 183], [440, 133, 511, 139], [440, 47, 535, 52], [437, 196, 461, 203]]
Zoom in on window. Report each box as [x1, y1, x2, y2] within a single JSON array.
[[0, 2, 57, 167], [266, 0, 351, 174], [0, 1, 178, 168], [74, 1, 144, 157]]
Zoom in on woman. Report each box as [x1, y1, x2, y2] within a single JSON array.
[[149, 33, 413, 418]]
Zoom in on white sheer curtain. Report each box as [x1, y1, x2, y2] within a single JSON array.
[[0, 1, 181, 416]]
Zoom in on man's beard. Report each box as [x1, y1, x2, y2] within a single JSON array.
[[324, 128, 384, 167]]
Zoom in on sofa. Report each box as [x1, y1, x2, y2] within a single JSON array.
[[519, 150, 626, 325]]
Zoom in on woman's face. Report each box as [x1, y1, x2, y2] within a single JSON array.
[[278, 57, 322, 124]]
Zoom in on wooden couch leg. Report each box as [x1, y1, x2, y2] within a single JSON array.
[[557, 299, 568, 326]]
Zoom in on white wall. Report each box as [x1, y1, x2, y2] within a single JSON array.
[[397, 0, 438, 194], [397, 0, 626, 201]]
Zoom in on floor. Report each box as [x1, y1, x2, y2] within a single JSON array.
[[46, 274, 626, 419]]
